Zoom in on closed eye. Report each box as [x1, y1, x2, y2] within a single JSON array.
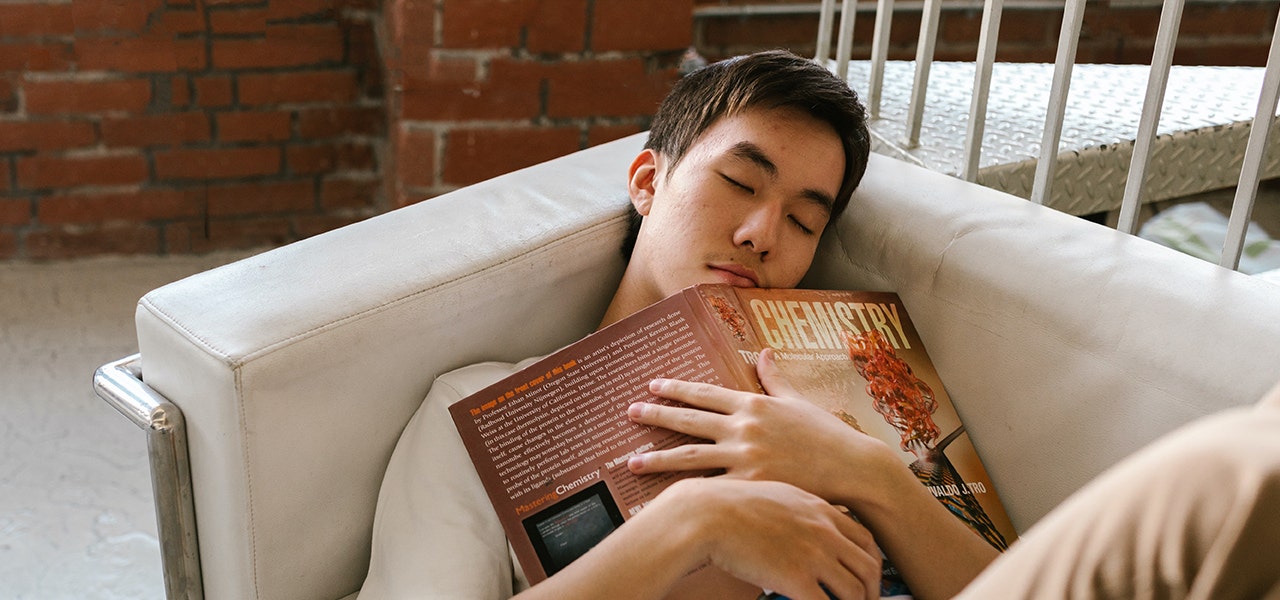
[[719, 173, 754, 194], [789, 215, 815, 236]]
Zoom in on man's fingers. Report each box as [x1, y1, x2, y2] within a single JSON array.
[[627, 400, 724, 439], [830, 512, 883, 600], [626, 441, 730, 474], [756, 347, 804, 400], [831, 510, 878, 556], [834, 544, 883, 600], [818, 570, 870, 600], [773, 540, 879, 600], [780, 582, 833, 600], [647, 378, 741, 413]]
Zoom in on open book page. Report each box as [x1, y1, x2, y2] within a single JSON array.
[[449, 295, 748, 586]]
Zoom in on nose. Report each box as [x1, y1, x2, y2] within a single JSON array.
[[734, 202, 782, 257]]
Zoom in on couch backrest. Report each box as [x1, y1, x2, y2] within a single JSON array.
[[806, 153, 1280, 529], [135, 134, 1280, 599]]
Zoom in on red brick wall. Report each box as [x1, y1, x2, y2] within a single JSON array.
[[0, 0, 385, 259], [694, 0, 1277, 66], [8, 0, 1263, 259], [380, 0, 691, 207], [0, 0, 692, 259]]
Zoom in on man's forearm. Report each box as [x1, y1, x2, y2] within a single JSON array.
[[837, 454, 998, 600]]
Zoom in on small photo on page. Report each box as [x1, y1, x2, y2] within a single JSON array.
[[522, 480, 625, 576]]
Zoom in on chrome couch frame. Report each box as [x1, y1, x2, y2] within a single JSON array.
[[94, 355, 202, 599]]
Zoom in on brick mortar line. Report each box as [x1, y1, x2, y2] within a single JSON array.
[[399, 116, 647, 134]]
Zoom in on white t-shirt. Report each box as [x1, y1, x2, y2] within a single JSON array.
[[360, 359, 539, 599]]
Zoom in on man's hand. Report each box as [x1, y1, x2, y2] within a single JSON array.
[[626, 348, 1003, 600], [654, 477, 882, 600], [626, 347, 896, 508]]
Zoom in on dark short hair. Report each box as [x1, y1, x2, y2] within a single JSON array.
[[622, 50, 871, 258]]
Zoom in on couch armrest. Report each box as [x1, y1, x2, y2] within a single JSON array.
[[134, 134, 646, 600]]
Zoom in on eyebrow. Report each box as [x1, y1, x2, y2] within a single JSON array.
[[728, 141, 835, 215]]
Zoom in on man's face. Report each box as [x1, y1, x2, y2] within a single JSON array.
[[627, 106, 845, 304]]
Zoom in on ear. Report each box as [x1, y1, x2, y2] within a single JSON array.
[[627, 149, 660, 216]]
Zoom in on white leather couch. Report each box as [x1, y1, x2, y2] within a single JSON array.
[[121, 133, 1280, 599]]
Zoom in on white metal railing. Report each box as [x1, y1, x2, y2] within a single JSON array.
[[867, 0, 895, 118], [814, 0, 1280, 272], [961, 0, 1002, 182], [1224, 18, 1280, 270], [1028, 0, 1085, 208], [1114, 0, 1185, 235]]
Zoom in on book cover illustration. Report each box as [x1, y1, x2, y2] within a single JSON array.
[[692, 287, 1015, 596], [449, 284, 1017, 596]]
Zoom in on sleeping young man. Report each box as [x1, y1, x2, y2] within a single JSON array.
[[360, 50, 1280, 600]]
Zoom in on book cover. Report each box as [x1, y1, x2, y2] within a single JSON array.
[[448, 284, 1016, 597]]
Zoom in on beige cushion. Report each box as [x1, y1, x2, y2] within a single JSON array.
[[361, 360, 535, 599]]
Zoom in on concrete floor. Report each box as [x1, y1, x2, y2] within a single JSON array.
[[0, 252, 252, 600]]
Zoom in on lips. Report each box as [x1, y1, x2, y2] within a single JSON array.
[[709, 263, 760, 287]]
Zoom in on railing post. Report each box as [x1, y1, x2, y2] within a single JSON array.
[[816, 0, 838, 62], [1222, 9, 1280, 271], [906, 0, 944, 147], [961, 0, 1004, 182], [867, 0, 896, 120], [835, 0, 859, 80], [1030, 0, 1087, 205], [1116, 0, 1185, 235]]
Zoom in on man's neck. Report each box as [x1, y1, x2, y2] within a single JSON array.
[[598, 289, 640, 330], [597, 269, 661, 330]]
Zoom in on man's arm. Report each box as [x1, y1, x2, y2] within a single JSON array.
[[626, 348, 998, 600], [514, 477, 882, 600]]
